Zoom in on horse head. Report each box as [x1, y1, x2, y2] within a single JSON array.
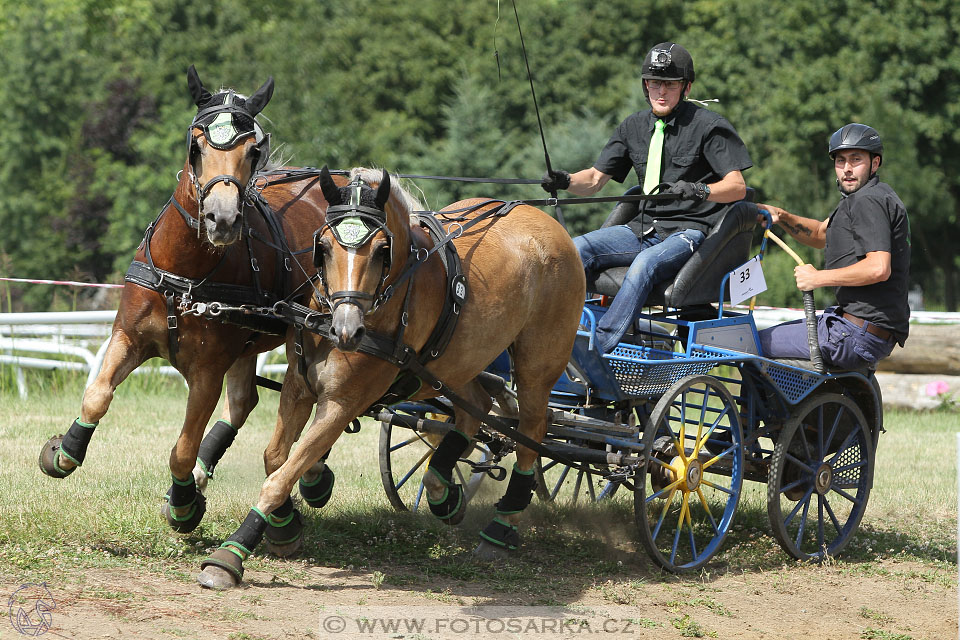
[[184, 65, 274, 246], [315, 165, 411, 352]]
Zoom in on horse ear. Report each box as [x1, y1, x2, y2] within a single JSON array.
[[319, 165, 342, 206], [187, 65, 212, 107], [375, 170, 391, 211], [245, 76, 274, 116]]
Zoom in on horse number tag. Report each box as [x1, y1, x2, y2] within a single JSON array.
[[208, 113, 238, 146], [728, 255, 767, 306]]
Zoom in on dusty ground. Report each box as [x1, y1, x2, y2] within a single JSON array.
[[1, 556, 954, 640]]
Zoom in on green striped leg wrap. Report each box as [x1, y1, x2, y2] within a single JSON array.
[[221, 507, 268, 561], [494, 464, 537, 515], [264, 497, 303, 545], [479, 517, 520, 550], [196, 420, 237, 477], [59, 418, 98, 467], [166, 474, 198, 520]]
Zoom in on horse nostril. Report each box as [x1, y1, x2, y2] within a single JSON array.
[[354, 326, 366, 343]]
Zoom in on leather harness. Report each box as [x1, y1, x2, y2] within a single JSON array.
[[123, 186, 299, 367]]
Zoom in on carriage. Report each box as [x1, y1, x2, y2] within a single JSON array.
[[374, 188, 882, 573]]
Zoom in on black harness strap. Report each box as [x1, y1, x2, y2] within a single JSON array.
[[124, 182, 305, 366]]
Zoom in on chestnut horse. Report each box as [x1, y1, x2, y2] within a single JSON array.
[[196, 166, 586, 589], [38, 67, 342, 538]]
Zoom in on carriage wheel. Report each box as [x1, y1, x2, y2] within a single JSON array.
[[767, 392, 873, 561], [534, 443, 627, 504], [378, 410, 493, 513], [635, 375, 743, 572]]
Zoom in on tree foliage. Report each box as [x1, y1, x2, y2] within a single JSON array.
[[1, 0, 957, 311]]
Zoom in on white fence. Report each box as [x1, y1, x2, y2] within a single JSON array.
[[1, 308, 958, 399], [0, 311, 285, 399]]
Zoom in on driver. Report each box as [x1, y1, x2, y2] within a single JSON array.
[[541, 42, 753, 353], [757, 123, 911, 369]]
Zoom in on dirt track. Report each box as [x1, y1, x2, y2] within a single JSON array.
[[3, 555, 954, 640]]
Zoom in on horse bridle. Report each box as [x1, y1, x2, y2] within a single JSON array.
[[186, 93, 270, 211], [313, 178, 397, 314]]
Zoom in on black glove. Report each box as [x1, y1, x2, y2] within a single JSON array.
[[540, 169, 571, 193], [665, 180, 710, 202]]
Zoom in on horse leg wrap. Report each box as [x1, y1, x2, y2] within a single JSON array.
[[59, 419, 98, 467], [479, 517, 520, 551], [427, 428, 470, 477], [196, 420, 238, 477], [426, 468, 464, 521], [264, 497, 304, 546], [299, 465, 335, 509], [164, 474, 206, 533], [221, 507, 268, 561], [494, 464, 537, 515], [201, 508, 267, 583]]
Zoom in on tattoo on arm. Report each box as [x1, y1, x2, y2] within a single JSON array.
[[782, 220, 812, 237]]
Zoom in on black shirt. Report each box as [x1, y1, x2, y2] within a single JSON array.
[[593, 100, 752, 238], [824, 176, 911, 345]]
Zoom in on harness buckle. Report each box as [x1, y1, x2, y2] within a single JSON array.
[[545, 197, 558, 207], [284, 257, 292, 272], [167, 315, 178, 330], [250, 258, 260, 272]]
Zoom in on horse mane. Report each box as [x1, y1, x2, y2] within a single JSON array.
[[349, 167, 423, 225]]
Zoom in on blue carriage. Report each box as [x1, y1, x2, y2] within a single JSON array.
[[378, 193, 882, 573]]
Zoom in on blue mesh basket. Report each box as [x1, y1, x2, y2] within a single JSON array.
[[604, 344, 720, 397]]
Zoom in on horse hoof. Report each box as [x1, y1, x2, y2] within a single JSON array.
[[199, 548, 244, 590], [265, 534, 304, 559], [38, 435, 74, 478], [162, 492, 207, 533], [300, 466, 335, 509], [474, 540, 512, 561], [192, 463, 209, 494], [265, 510, 305, 558], [428, 483, 465, 526], [197, 565, 239, 590]]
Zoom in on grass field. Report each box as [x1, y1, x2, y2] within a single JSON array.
[[0, 371, 956, 638]]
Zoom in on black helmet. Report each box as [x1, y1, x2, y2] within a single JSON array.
[[641, 43, 695, 83], [828, 123, 883, 163]]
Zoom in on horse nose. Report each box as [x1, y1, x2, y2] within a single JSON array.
[[330, 306, 365, 352]]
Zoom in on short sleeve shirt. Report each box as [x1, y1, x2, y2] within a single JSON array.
[[824, 176, 911, 344], [593, 100, 752, 237]]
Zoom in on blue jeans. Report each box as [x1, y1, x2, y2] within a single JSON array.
[[758, 306, 895, 370], [574, 225, 704, 353]]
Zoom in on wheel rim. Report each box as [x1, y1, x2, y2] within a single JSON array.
[[378, 415, 491, 512], [636, 375, 743, 572], [767, 393, 873, 561]]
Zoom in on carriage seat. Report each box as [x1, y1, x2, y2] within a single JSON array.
[[586, 188, 757, 309]]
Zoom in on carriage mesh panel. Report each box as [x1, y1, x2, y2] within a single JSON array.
[[759, 361, 822, 403], [606, 345, 717, 396], [831, 438, 864, 488]]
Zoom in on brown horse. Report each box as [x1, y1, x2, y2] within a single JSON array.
[[38, 67, 343, 538], [196, 166, 586, 589]]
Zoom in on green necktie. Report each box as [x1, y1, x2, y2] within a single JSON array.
[[642, 119, 666, 194]]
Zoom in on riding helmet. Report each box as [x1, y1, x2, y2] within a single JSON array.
[[828, 123, 883, 164], [641, 43, 695, 83]]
